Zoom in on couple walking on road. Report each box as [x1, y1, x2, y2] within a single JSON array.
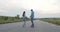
[[22, 9, 34, 28]]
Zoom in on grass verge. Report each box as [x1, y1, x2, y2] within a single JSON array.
[[41, 18, 60, 25]]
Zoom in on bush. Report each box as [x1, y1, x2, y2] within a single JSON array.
[[4, 17, 8, 20]]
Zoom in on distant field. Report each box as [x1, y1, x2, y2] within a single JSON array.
[[41, 18, 60, 25], [0, 16, 29, 24]]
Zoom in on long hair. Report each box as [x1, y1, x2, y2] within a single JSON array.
[[22, 11, 25, 16]]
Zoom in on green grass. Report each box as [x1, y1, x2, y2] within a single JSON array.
[[0, 18, 23, 24], [0, 16, 30, 24], [41, 18, 60, 25]]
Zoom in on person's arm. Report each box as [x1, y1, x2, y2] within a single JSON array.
[[30, 12, 32, 18]]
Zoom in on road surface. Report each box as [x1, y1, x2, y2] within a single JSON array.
[[0, 20, 60, 32]]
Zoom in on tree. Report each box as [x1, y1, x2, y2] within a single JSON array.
[[16, 14, 20, 19]]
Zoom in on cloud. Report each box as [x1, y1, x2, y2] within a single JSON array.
[[0, 10, 7, 13], [40, 10, 60, 14], [0, 0, 60, 18]]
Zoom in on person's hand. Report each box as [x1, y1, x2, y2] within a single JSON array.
[[30, 16, 31, 18]]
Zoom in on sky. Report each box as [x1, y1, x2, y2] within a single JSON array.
[[0, 0, 60, 18]]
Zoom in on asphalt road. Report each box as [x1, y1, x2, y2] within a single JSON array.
[[0, 20, 60, 32]]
